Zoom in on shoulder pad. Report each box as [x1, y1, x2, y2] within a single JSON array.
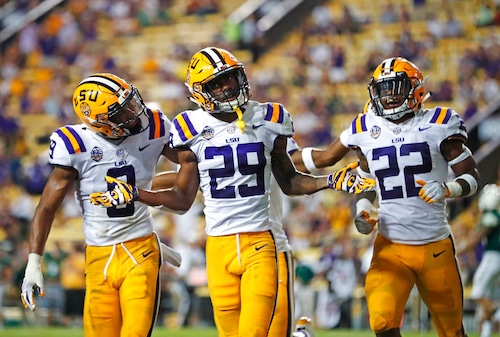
[[147, 109, 168, 140], [264, 103, 287, 124], [172, 111, 199, 142], [350, 114, 368, 134], [429, 107, 455, 125], [54, 126, 87, 154]]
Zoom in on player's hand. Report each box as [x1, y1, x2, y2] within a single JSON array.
[[355, 211, 378, 235], [354, 198, 378, 235], [90, 176, 139, 207], [416, 180, 449, 203], [327, 161, 376, 194], [20, 253, 44, 311]]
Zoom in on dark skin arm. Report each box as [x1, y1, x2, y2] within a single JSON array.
[[271, 136, 330, 195], [161, 144, 180, 164], [151, 171, 177, 190], [136, 147, 200, 212], [151, 145, 179, 190], [441, 139, 480, 195], [291, 138, 351, 173], [29, 166, 78, 255]]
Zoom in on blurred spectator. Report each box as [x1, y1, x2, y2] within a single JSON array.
[[432, 79, 454, 101], [60, 241, 85, 327], [380, 1, 399, 24], [186, 0, 219, 16], [442, 10, 464, 38], [315, 238, 360, 329], [37, 241, 68, 326], [477, 3, 495, 27]]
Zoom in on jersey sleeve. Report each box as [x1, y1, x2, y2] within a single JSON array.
[[262, 102, 294, 137], [147, 109, 171, 143], [48, 126, 86, 167], [428, 107, 467, 142], [286, 137, 300, 154], [338, 113, 368, 148]]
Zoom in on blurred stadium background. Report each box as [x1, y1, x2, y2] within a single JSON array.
[[1, 0, 500, 335]]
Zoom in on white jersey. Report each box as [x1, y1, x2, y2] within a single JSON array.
[[170, 100, 294, 236], [48, 109, 171, 246], [269, 138, 300, 253], [340, 107, 468, 244]]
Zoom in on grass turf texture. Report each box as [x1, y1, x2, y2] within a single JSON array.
[[0, 327, 491, 337]]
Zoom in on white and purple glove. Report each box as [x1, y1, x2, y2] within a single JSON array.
[[20, 253, 45, 311]]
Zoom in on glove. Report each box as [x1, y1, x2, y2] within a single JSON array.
[[20, 253, 45, 311], [416, 180, 449, 203], [160, 243, 182, 267], [328, 161, 376, 194], [354, 198, 378, 235], [90, 176, 139, 207]]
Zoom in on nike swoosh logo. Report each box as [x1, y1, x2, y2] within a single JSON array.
[[139, 144, 151, 151], [433, 250, 445, 258], [142, 250, 153, 258], [252, 124, 264, 129], [255, 244, 268, 251], [419, 126, 431, 131]]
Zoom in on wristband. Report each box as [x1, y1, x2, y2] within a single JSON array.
[[453, 173, 478, 197], [28, 253, 43, 265], [355, 198, 374, 215], [301, 147, 318, 173], [445, 181, 462, 198]]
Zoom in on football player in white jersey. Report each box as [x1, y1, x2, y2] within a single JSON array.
[[338, 57, 480, 337], [90, 47, 373, 337], [20, 73, 181, 337]]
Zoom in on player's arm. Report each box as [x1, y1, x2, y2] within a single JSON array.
[[91, 147, 200, 212], [22, 165, 77, 311], [291, 138, 350, 173], [272, 136, 330, 195], [137, 147, 199, 212], [152, 171, 177, 190], [417, 139, 480, 203], [161, 144, 180, 164], [30, 166, 78, 255]]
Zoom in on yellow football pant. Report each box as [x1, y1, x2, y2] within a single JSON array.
[[206, 231, 278, 337], [268, 250, 295, 337], [84, 233, 161, 337], [366, 234, 466, 337]]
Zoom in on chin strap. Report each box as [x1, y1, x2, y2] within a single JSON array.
[[233, 106, 245, 133]]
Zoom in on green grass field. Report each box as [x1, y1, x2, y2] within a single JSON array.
[[0, 327, 494, 337]]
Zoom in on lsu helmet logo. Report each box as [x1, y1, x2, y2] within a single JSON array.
[[80, 102, 91, 116]]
